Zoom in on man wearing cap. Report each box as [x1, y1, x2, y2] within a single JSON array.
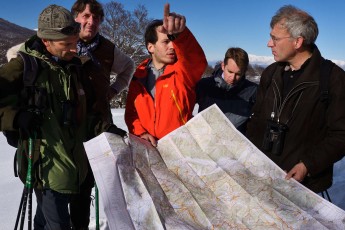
[[0, 4, 125, 229]]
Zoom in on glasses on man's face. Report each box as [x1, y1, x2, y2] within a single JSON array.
[[269, 35, 292, 45], [49, 23, 81, 35]]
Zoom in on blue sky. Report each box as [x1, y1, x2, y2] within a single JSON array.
[[2, 0, 345, 62]]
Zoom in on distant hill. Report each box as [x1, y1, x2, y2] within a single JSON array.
[[0, 18, 35, 65]]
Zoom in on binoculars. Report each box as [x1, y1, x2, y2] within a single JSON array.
[[262, 119, 288, 156], [61, 100, 76, 127]]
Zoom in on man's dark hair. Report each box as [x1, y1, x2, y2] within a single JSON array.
[[71, 0, 104, 22], [144, 20, 163, 51], [224, 47, 249, 76]]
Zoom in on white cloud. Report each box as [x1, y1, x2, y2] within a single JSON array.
[[207, 54, 275, 67], [331, 60, 345, 70]]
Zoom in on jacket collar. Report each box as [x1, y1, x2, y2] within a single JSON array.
[[213, 66, 246, 92], [272, 45, 323, 86], [134, 58, 175, 79]]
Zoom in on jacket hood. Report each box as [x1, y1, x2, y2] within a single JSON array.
[[133, 58, 150, 79], [22, 35, 81, 69]]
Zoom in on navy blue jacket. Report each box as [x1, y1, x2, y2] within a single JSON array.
[[196, 67, 258, 133]]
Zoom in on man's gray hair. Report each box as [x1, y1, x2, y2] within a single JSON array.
[[270, 5, 318, 46]]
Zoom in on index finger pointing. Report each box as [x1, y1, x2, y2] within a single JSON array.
[[164, 3, 170, 18]]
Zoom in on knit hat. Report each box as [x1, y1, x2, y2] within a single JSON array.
[[37, 4, 80, 40]]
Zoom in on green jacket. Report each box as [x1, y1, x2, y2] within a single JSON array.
[[0, 36, 107, 193]]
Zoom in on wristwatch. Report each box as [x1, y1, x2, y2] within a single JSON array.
[[167, 34, 177, 41]]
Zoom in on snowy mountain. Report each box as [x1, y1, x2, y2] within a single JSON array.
[[210, 54, 345, 71], [249, 53, 345, 70], [332, 59, 345, 70], [249, 54, 274, 66]]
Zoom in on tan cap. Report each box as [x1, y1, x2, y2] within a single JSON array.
[[37, 4, 80, 40]]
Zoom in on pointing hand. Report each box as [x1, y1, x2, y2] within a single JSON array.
[[158, 3, 186, 35]]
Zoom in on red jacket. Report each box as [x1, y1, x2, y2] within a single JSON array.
[[125, 28, 207, 139]]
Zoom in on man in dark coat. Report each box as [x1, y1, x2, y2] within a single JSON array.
[[246, 5, 345, 194], [196, 47, 257, 134]]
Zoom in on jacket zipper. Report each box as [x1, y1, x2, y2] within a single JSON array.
[[171, 90, 186, 124]]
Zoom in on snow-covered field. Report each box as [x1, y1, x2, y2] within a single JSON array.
[[0, 108, 344, 229]]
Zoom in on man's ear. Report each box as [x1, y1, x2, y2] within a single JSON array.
[[74, 14, 80, 22], [295, 36, 304, 49], [41, 38, 50, 47], [147, 43, 154, 54]]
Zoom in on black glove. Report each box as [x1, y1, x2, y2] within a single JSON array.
[[107, 124, 127, 138], [14, 110, 42, 137]]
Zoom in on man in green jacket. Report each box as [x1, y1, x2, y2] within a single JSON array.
[[0, 4, 125, 229]]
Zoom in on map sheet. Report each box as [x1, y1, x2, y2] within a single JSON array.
[[84, 104, 345, 229]]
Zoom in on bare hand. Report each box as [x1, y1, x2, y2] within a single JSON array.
[[285, 162, 308, 182], [158, 3, 186, 35], [140, 132, 157, 147]]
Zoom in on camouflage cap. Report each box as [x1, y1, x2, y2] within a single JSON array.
[[37, 4, 80, 40]]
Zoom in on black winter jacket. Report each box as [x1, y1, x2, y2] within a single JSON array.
[[196, 68, 257, 133], [246, 46, 345, 193]]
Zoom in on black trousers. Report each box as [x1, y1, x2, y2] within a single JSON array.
[[34, 166, 94, 230], [70, 187, 92, 230], [34, 189, 71, 230], [70, 167, 94, 230]]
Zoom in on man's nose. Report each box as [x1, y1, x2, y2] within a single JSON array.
[[167, 41, 174, 49], [87, 16, 96, 24]]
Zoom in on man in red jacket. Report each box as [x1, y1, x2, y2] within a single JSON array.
[[125, 3, 207, 146]]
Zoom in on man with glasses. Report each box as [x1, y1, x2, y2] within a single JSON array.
[[0, 5, 124, 229], [246, 5, 345, 195]]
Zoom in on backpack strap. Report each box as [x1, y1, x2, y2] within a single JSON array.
[[4, 52, 40, 148], [319, 59, 335, 106], [12, 52, 41, 180], [17, 51, 39, 87]]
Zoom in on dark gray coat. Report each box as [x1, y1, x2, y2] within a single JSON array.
[[246, 46, 345, 193], [196, 68, 257, 134]]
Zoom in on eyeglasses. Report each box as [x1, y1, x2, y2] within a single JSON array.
[[48, 23, 80, 35], [270, 35, 292, 45]]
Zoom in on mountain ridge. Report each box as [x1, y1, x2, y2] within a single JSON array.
[[0, 18, 35, 65], [209, 54, 345, 70]]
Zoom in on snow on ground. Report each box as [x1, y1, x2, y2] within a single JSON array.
[[0, 108, 344, 229]]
